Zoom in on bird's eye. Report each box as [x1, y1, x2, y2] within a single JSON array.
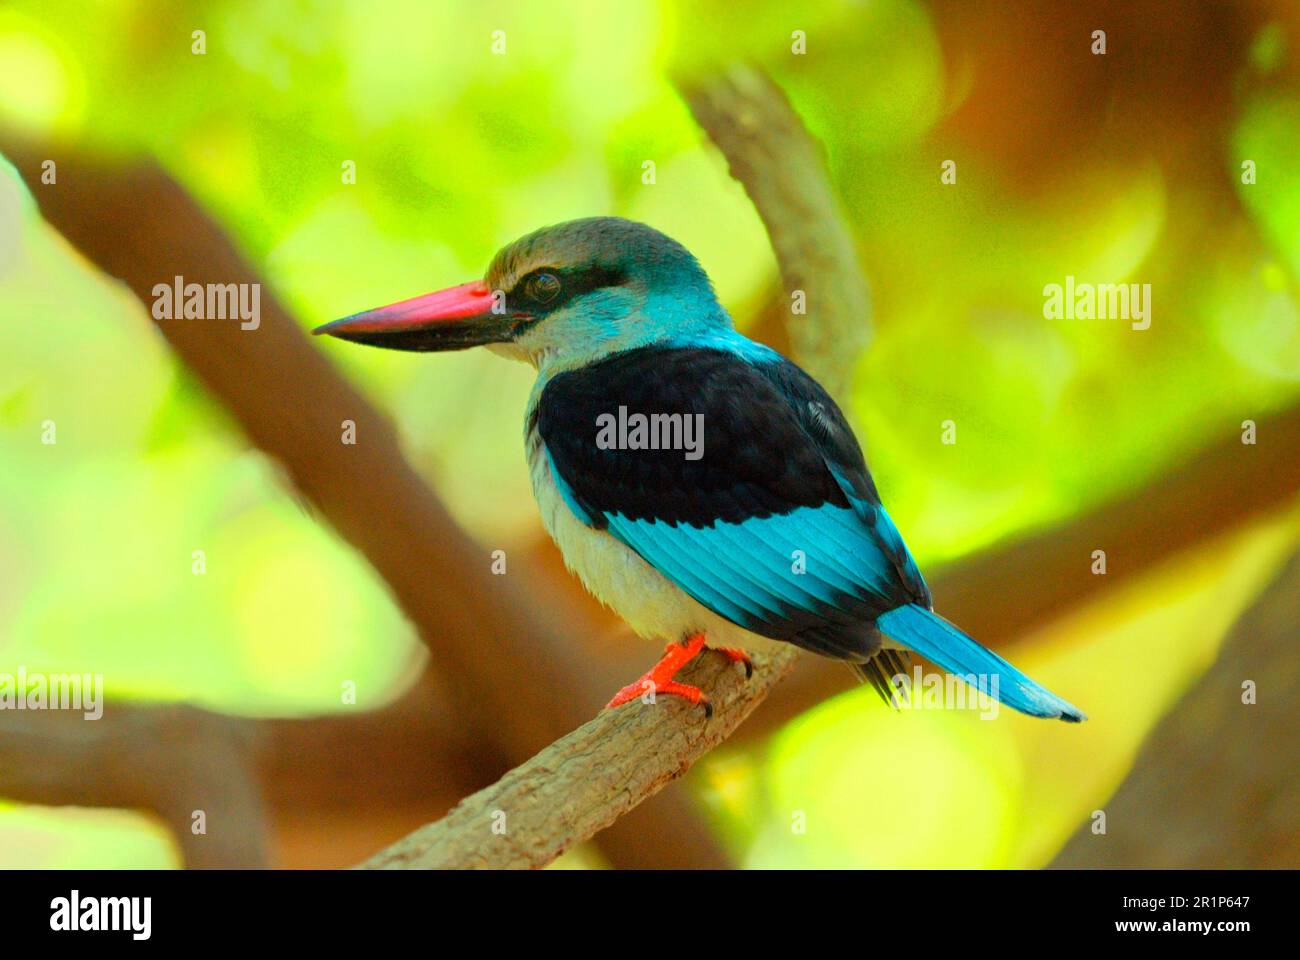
[[526, 272, 562, 304]]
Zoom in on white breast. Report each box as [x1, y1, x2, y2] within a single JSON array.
[[525, 426, 778, 654]]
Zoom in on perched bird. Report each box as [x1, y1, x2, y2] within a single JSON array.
[[316, 217, 1084, 722]]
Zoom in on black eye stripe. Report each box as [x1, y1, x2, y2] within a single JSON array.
[[509, 265, 627, 314]]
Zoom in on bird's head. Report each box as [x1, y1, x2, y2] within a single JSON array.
[[313, 217, 728, 369]]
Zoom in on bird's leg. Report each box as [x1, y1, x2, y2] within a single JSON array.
[[605, 634, 750, 717]]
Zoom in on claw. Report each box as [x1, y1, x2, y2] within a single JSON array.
[[716, 646, 753, 678]]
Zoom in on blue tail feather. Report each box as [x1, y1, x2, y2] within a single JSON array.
[[876, 604, 1086, 722]]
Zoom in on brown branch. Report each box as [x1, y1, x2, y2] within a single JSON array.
[[0, 705, 269, 869], [1050, 546, 1300, 869], [680, 63, 871, 402], [361, 648, 797, 868]]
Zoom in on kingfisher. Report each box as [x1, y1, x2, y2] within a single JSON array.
[[315, 217, 1084, 722]]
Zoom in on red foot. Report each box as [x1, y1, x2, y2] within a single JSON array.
[[605, 636, 753, 717]]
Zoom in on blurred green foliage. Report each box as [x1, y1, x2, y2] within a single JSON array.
[[1, 0, 1297, 867]]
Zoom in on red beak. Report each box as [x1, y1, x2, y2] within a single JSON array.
[[313, 281, 508, 351]]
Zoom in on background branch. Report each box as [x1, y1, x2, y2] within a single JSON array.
[[1050, 547, 1300, 868], [0, 705, 268, 869], [681, 63, 870, 401]]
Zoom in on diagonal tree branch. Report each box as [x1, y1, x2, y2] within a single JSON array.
[[361, 649, 796, 868]]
